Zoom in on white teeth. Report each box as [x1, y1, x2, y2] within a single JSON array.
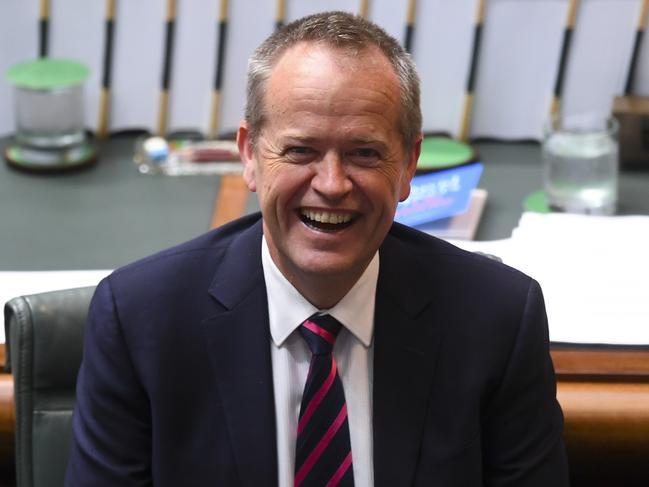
[[301, 209, 353, 224]]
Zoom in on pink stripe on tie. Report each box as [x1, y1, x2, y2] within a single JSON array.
[[303, 319, 336, 345], [326, 451, 353, 487], [297, 359, 337, 435], [294, 404, 348, 487]]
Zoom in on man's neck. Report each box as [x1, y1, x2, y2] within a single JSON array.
[[261, 236, 375, 310], [293, 274, 361, 310]]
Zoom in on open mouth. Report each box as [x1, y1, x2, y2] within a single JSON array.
[[299, 208, 356, 232]]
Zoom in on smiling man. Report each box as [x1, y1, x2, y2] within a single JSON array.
[[67, 11, 569, 487], [238, 39, 418, 310]]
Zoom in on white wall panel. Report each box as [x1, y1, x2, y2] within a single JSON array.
[[411, 0, 476, 135], [0, 0, 647, 140], [219, 0, 275, 135], [632, 1, 649, 96], [284, 0, 356, 22], [370, 0, 409, 44], [167, 0, 218, 134], [110, 0, 166, 132], [49, 0, 104, 132], [562, 0, 639, 118], [472, 0, 566, 139], [0, 0, 39, 136]]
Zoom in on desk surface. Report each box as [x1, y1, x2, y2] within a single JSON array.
[[0, 135, 252, 270], [2, 136, 649, 485], [2, 136, 649, 271]]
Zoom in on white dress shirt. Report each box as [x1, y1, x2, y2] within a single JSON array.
[[261, 236, 377, 487]]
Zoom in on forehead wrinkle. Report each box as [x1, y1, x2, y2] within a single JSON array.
[[272, 113, 399, 145], [271, 88, 399, 127], [271, 102, 400, 139], [263, 42, 404, 143]]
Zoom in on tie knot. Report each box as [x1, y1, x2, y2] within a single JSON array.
[[299, 314, 342, 355]]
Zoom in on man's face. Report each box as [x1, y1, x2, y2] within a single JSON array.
[[238, 42, 421, 298]]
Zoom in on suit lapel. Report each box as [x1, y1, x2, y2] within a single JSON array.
[[199, 221, 446, 486], [373, 232, 445, 487], [201, 220, 278, 487]]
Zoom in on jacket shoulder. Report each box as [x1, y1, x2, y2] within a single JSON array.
[[386, 222, 531, 287], [107, 213, 262, 292]]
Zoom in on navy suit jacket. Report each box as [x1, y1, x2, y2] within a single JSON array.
[[66, 213, 568, 486]]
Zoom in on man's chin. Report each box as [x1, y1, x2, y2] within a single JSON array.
[[292, 252, 371, 281]]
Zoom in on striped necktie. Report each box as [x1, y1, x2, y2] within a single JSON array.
[[295, 314, 354, 487]]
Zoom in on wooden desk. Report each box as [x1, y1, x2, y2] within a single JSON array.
[[553, 347, 649, 484], [554, 347, 649, 442], [1, 343, 648, 481]]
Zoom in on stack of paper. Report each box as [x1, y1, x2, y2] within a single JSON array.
[[449, 212, 649, 346]]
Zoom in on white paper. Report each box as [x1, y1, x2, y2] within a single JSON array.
[[448, 212, 649, 346], [510, 213, 649, 345], [0, 270, 112, 343]]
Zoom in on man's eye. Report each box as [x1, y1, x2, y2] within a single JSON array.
[[282, 146, 316, 164], [283, 147, 316, 162], [347, 148, 380, 166]]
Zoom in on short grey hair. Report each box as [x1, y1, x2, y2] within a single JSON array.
[[245, 11, 422, 149]]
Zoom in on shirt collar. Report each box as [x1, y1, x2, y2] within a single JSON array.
[[261, 236, 378, 348]]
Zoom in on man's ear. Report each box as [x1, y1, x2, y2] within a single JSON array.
[[398, 133, 422, 202], [237, 121, 257, 192]]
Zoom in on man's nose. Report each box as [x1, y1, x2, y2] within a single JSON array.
[[311, 152, 353, 199]]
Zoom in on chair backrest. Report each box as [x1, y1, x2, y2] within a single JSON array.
[[4, 286, 95, 487]]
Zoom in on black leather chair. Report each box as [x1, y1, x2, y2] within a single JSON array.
[[4, 286, 95, 487]]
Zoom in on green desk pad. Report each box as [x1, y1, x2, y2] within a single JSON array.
[[417, 136, 475, 171], [523, 190, 551, 213]]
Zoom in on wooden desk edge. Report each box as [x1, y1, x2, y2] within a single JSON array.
[[551, 347, 649, 378]]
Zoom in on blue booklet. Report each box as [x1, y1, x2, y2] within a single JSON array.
[[395, 162, 483, 227]]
